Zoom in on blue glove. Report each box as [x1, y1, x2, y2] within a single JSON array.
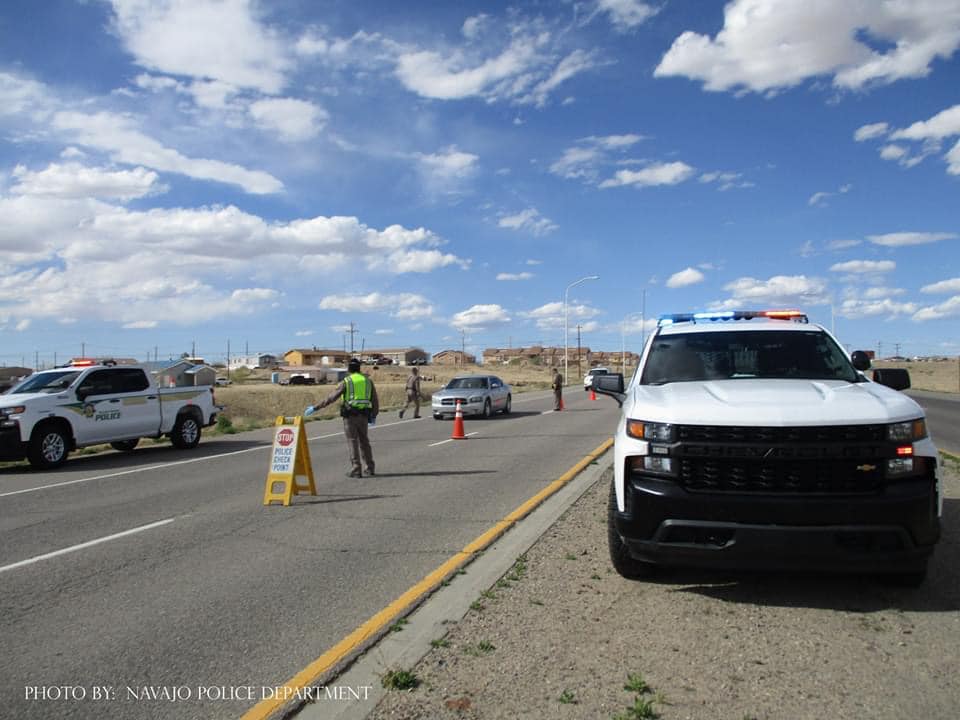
[[304, 405, 316, 417]]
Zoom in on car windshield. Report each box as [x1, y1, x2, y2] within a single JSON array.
[[10, 370, 81, 394], [446, 377, 488, 390], [641, 330, 860, 385]]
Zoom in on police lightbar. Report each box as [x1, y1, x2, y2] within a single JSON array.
[[657, 310, 808, 327]]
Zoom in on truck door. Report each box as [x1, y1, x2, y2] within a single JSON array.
[[73, 369, 159, 444]]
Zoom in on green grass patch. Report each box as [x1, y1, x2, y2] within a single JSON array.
[[381, 669, 420, 691]]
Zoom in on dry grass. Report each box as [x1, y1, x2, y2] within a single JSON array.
[[873, 359, 960, 394], [215, 361, 630, 429]]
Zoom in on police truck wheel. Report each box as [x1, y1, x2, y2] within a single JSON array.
[[28, 424, 70, 469], [608, 480, 656, 579], [170, 415, 201, 449], [111, 439, 139, 452]]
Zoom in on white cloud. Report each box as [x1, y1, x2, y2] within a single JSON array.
[[599, 161, 695, 189], [947, 139, 960, 174], [498, 208, 558, 236], [912, 295, 960, 321], [839, 298, 918, 319], [867, 232, 958, 247], [808, 183, 851, 206], [451, 304, 511, 331], [549, 134, 644, 181], [654, 0, 960, 94], [596, 0, 658, 31], [248, 98, 328, 142], [11, 162, 163, 201], [462, 14, 490, 40], [496, 272, 534, 281], [0, 71, 54, 118], [415, 146, 479, 195], [107, 0, 291, 94], [830, 260, 896, 273], [666, 267, 706, 288], [318, 292, 435, 320], [921, 277, 960, 294], [716, 275, 831, 309], [890, 104, 960, 141], [854, 122, 889, 142], [52, 110, 283, 194], [521, 301, 600, 330], [699, 170, 752, 191]]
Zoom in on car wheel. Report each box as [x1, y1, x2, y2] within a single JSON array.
[[608, 480, 656, 579], [482, 398, 492, 418], [433, 413, 442, 420], [503, 395, 512, 414], [170, 413, 201, 449], [28, 423, 70, 469], [110, 439, 139, 452]]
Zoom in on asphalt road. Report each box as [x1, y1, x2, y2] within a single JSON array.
[[909, 390, 960, 456], [0, 388, 621, 720]]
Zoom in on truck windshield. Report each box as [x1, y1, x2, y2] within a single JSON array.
[[641, 330, 860, 384], [10, 371, 82, 394]]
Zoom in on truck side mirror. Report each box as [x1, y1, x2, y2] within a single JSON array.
[[593, 373, 626, 407], [850, 350, 872, 372], [873, 368, 911, 391]]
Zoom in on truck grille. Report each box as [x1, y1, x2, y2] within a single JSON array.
[[673, 423, 887, 495]]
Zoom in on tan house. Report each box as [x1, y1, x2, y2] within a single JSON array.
[[432, 349, 476, 365], [284, 348, 352, 367]]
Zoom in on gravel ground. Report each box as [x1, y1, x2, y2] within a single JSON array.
[[368, 458, 960, 720]]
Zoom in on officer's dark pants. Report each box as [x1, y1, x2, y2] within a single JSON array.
[[554, 388, 562, 410], [343, 414, 374, 474]]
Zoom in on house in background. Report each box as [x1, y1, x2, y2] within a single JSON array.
[[432, 350, 476, 365], [0, 366, 33, 393], [228, 353, 278, 370], [154, 360, 217, 388], [284, 348, 352, 367]]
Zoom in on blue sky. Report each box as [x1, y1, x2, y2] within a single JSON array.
[[1, 0, 959, 367]]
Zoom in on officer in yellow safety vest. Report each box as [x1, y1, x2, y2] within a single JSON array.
[[305, 358, 380, 478]]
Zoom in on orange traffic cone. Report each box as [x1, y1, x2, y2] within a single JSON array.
[[590, 388, 597, 401], [451, 399, 467, 439], [559, 396, 565, 411]]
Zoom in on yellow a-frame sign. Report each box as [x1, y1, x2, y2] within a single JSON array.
[[263, 415, 317, 506]]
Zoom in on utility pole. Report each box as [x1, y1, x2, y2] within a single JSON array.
[[348, 322, 359, 354], [576, 324, 582, 377], [461, 329, 466, 366], [895, 342, 902, 358], [227, 339, 231, 379]]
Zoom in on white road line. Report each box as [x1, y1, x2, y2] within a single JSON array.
[[0, 517, 178, 574], [428, 432, 479, 446]]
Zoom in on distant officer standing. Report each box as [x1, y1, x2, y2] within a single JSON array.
[[305, 358, 379, 478], [399, 366, 425, 419], [551, 367, 563, 411]]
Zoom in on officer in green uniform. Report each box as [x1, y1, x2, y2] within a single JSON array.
[[306, 358, 379, 477]]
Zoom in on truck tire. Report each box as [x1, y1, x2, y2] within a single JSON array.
[[170, 413, 201, 449], [28, 423, 70, 469], [110, 439, 139, 452], [608, 480, 656, 579]]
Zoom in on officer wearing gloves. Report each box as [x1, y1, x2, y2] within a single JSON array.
[[304, 358, 379, 478]]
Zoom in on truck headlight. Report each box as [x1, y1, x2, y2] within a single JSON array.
[[887, 419, 927, 442], [626, 420, 674, 442], [0, 405, 25, 417]]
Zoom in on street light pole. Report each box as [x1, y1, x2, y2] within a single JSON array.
[[564, 275, 599, 385]]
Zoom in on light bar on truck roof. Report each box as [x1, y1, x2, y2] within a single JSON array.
[[657, 310, 808, 327]]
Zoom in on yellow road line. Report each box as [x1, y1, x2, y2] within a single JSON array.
[[240, 437, 613, 720]]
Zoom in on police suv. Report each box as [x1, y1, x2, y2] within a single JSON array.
[[593, 310, 940, 586], [0, 359, 221, 469]]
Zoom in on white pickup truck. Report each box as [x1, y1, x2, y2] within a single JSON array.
[[593, 310, 941, 586], [0, 360, 221, 469]]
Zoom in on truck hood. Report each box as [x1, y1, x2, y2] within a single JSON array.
[[0, 391, 63, 406], [626, 379, 924, 426]]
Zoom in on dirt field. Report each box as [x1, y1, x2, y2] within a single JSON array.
[[874, 359, 960, 394], [370, 455, 960, 720]]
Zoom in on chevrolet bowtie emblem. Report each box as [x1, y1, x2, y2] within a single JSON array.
[[856, 464, 877, 472]]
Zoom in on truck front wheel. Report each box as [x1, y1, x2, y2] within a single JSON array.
[[28, 424, 70, 469], [608, 480, 656, 580], [170, 414, 201, 449]]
